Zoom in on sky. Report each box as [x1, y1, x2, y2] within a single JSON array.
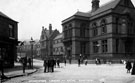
[[0, 0, 135, 40]]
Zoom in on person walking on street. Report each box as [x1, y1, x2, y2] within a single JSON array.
[[126, 60, 132, 73], [78, 59, 81, 67], [22, 57, 27, 73], [64, 59, 66, 66], [57, 59, 60, 68]]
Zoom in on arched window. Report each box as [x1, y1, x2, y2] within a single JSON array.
[[80, 23, 86, 37], [101, 19, 107, 34], [92, 22, 98, 36]]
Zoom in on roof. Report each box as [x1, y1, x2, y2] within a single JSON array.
[[74, 11, 90, 17], [0, 11, 17, 22], [62, 0, 121, 24], [54, 33, 63, 40], [91, 0, 121, 16]]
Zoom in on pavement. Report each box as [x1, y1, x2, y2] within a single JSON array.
[[1, 62, 38, 82]]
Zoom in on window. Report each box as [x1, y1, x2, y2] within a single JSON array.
[[80, 23, 86, 37], [92, 23, 98, 36], [101, 40, 108, 53], [64, 26, 67, 30], [9, 24, 14, 37], [101, 19, 107, 34], [116, 39, 119, 53], [93, 41, 99, 53]]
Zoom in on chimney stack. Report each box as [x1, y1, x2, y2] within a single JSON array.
[[92, 0, 100, 12], [49, 24, 52, 34]]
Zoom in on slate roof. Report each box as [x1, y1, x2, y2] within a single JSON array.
[[74, 11, 90, 17], [54, 33, 63, 40], [0, 11, 17, 22], [73, 0, 121, 17], [91, 0, 121, 16]]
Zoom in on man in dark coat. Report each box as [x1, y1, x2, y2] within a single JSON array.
[[28, 58, 32, 69], [43, 59, 48, 73], [0, 57, 8, 79], [126, 60, 132, 73], [50, 59, 55, 72], [78, 59, 81, 67], [22, 57, 27, 73], [131, 61, 135, 75]]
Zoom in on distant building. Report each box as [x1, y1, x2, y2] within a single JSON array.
[[53, 33, 65, 60], [40, 24, 60, 59], [0, 11, 18, 67], [62, 0, 135, 60], [17, 40, 40, 58]]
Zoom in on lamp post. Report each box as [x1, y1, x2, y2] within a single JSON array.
[[30, 37, 35, 69]]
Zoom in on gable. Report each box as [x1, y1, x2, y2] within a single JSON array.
[[113, 0, 135, 15], [118, 0, 135, 8]]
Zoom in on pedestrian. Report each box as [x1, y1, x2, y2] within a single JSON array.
[[95, 58, 98, 65], [84, 59, 88, 65], [57, 59, 60, 68], [48, 59, 51, 72], [78, 59, 81, 67], [126, 60, 132, 73], [131, 61, 135, 75], [28, 58, 32, 69], [0, 57, 8, 79], [43, 59, 48, 73], [50, 58, 55, 72], [64, 59, 66, 66], [22, 57, 27, 73]]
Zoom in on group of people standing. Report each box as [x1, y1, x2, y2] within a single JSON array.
[[43, 58, 60, 73], [125, 60, 135, 75], [20, 57, 32, 73]]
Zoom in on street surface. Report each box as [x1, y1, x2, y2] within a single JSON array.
[[3, 59, 135, 83]]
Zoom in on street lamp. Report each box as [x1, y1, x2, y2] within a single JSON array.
[[30, 37, 35, 69]]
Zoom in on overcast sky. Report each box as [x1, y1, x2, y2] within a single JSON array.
[[0, 0, 135, 40]]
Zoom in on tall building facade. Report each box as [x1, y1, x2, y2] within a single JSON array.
[[62, 0, 135, 60], [0, 11, 18, 67], [40, 24, 60, 59], [53, 33, 65, 60]]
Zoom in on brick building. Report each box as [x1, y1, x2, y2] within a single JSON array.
[[62, 0, 135, 60], [0, 11, 18, 67], [53, 33, 65, 60]]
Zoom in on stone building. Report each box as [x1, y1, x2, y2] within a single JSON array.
[[40, 24, 60, 59], [53, 33, 65, 60], [0, 11, 18, 67], [62, 0, 135, 60]]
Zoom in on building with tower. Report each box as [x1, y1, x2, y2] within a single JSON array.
[[62, 0, 135, 60], [40, 24, 60, 59]]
